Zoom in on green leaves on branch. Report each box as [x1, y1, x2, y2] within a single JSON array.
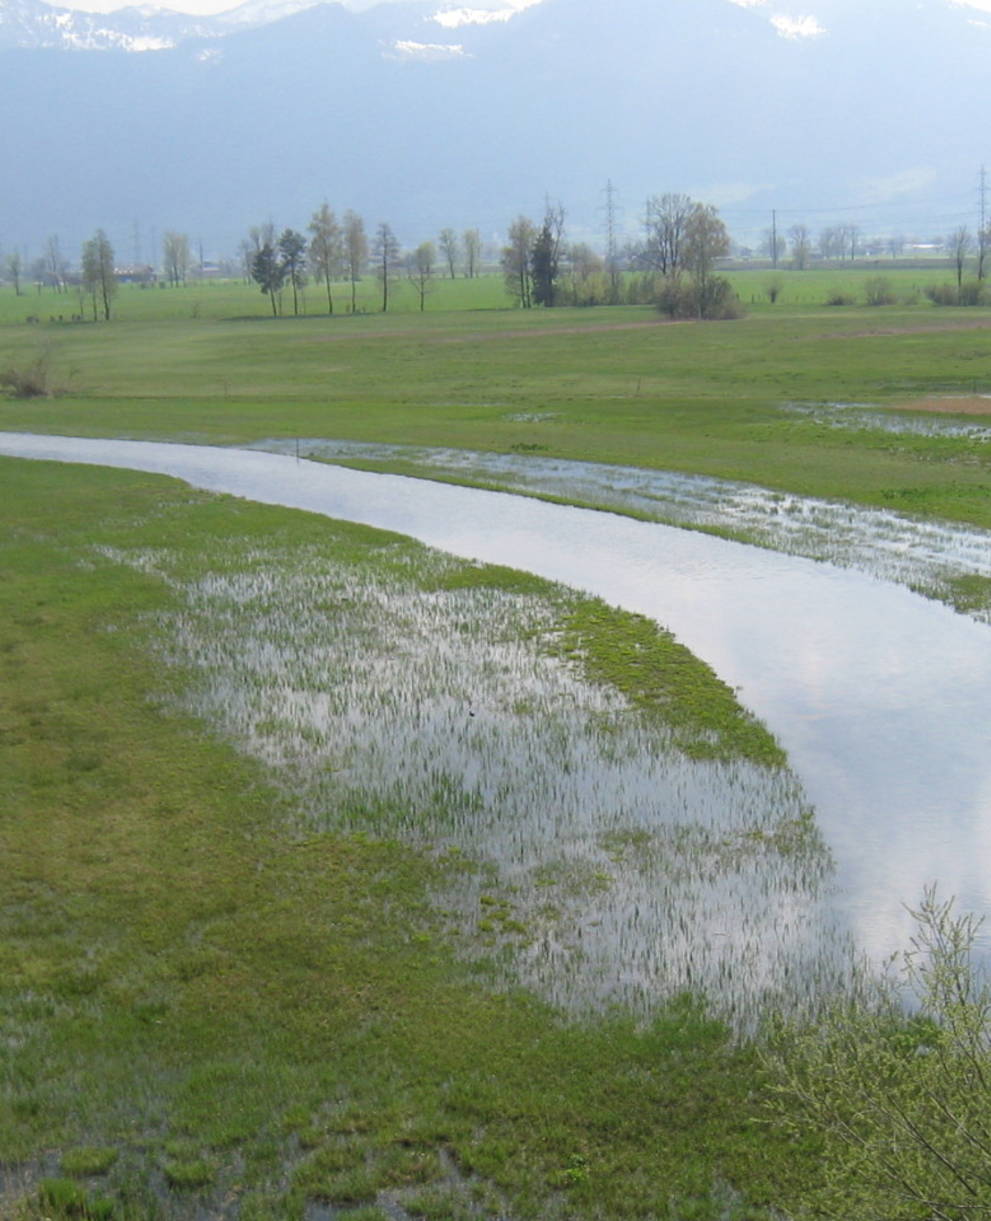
[[251, 228, 308, 316], [767, 887, 991, 1220]]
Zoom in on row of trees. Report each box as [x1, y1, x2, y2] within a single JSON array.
[[499, 195, 736, 319], [16, 202, 736, 322], [240, 209, 486, 316], [757, 220, 991, 276]]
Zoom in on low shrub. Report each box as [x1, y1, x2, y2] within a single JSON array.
[[0, 344, 65, 397], [863, 276, 896, 307], [925, 280, 988, 306], [656, 276, 743, 320]]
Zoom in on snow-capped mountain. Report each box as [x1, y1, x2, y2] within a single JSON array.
[[1, 0, 988, 256]]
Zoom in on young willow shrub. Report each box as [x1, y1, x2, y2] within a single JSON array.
[[863, 276, 897, 307], [656, 275, 743, 320], [926, 281, 988, 307], [766, 887, 991, 1221]]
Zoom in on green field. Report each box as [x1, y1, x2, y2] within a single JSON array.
[[2, 268, 991, 532], [2, 272, 991, 1218]]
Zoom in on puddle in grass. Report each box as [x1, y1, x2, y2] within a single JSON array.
[[4, 434, 991, 1017], [247, 437, 991, 616], [783, 399, 991, 443]]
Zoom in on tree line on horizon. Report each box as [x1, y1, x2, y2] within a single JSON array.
[[5, 191, 991, 320]]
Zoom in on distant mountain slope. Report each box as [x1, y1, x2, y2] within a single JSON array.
[[0, 0, 987, 257]]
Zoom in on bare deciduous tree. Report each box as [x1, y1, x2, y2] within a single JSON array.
[[308, 203, 342, 315], [4, 251, 23, 296], [641, 192, 694, 278], [438, 228, 459, 279], [81, 230, 116, 321], [45, 236, 67, 293], [501, 215, 535, 308], [462, 227, 481, 278], [407, 240, 436, 311], [343, 211, 368, 313], [531, 202, 565, 307], [948, 226, 973, 289], [162, 231, 191, 287], [372, 221, 401, 313], [789, 224, 812, 270]]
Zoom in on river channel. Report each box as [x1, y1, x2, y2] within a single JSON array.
[[4, 432, 991, 991]]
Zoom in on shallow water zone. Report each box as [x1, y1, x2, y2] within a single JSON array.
[[96, 539, 837, 1027], [3, 433, 991, 998], [250, 436, 991, 615]]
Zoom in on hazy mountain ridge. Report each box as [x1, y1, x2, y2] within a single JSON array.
[[0, 0, 988, 256]]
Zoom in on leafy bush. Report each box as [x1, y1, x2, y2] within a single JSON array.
[[925, 280, 988, 306], [824, 291, 856, 307], [656, 276, 743, 320], [767, 888, 991, 1220]]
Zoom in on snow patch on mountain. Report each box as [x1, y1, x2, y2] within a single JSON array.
[[432, 0, 538, 29], [389, 35, 464, 56]]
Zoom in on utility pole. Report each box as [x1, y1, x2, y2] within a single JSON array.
[[978, 165, 988, 282], [771, 209, 778, 268], [604, 178, 621, 304]]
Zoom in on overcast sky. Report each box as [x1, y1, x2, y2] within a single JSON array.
[[40, 0, 991, 24]]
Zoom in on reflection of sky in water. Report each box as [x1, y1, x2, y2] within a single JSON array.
[[3, 433, 991, 977], [96, 550, 833, 1023], [246, 437, 991, 610]]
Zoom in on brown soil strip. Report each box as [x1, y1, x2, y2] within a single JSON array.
[[888, 395, 991, 416]]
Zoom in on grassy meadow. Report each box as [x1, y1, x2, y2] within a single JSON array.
[[2, 267, 991, 1217], [1, 458, 828, 1220], [2, 267, 991, 538]]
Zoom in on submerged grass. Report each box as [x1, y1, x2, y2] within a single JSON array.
[[0, 456, 829, 1218]]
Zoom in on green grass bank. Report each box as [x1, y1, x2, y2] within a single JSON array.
[[1, 457, 823, 1220]]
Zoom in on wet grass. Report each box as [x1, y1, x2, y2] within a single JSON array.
[[282, 440, 991, 623], [0, 457, 829, 1219], [557, 603, 786, 766]]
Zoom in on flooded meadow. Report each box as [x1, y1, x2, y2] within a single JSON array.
[[251, 436, 991, 618], [100, 537, 842, 1028], [4, 433, 991, 1026]]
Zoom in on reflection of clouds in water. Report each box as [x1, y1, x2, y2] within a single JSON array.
[[256, 437, 991, 613], [96, 542, 840, 1026], [2, 432, 991, 982]]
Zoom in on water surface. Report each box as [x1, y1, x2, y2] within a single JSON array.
[[248, 436, 991, 611], [4, 432, 991, 973]]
